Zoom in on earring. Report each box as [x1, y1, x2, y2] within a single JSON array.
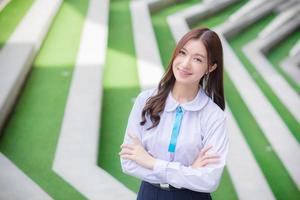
[[203, 72, 209, 88]]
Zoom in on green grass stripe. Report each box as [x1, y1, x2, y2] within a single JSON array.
[[0, 0, 34, 49], [151, 1, 238, 199], [97, 0, 141, 192], [229, 13, 300, 143], [267, 30, 300, 94], [224, 71, 300, 199], [0, 0, 89, 199]]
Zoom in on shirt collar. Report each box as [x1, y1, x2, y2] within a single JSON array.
[[165, 87, 210, 112]]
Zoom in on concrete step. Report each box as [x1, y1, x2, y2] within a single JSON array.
[[290, 39, 300, 57], [280, 38, 300, 87], [222, 0, 284, 38], [167, 0, 239, 42], [0, 0, 62, 133], [259, 4, 300, 40], [242, 17, 300, 125], [280, 56, 300, 87]]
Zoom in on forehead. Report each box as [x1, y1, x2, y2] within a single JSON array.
[[182, 39, 207, 57]]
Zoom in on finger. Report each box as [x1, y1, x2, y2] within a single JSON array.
[[127, 132, 140, 143], [201, 154, 220, 161], [121, 144, 134, 150], [127, 132, 138, 140], [201, 158, 220, 166], [198, 145, 212, 158], [119, 149, 133, 156], [200, 145, 213, 155], [121, 154, 134, 160]]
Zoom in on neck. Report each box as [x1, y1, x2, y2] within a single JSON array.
[[172, 82, 200, 104]]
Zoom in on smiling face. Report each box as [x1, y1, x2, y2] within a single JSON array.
[[172, 38, 212, 87]]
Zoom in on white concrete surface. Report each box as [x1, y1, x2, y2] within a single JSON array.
[[275, 0, 299, 13], [130, 0, 165, 90], [290, 39, 300, 57], [280, 56, 300, 87], [0, 153, 53, 200], [281, 38, 300, 86]]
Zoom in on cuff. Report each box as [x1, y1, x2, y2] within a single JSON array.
[[153, 159, 168, 182]]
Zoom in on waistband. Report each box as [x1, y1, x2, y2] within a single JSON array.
[[144, 181, 186, 191]]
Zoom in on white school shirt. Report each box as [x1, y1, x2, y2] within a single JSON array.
[[120, 87, 229, 193]]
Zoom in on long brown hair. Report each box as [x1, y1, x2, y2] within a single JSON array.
[[140, 27, 225, 130]]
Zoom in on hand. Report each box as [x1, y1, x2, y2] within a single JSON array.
[[119, 132, 156, 170], [191, 145, 219, 169]]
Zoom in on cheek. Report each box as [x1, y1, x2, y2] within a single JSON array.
[[172, 57, 179, 67], [194, 63, 208, 74], [195, 67, 206, 74], [193, 65, 206, 79], [172, 59, 179, 71], [172, 65, 178, 79]]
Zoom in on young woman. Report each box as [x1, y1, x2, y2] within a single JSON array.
[[119, 27, 228, 200]]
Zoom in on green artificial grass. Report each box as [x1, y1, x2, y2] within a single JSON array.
[[97, 0, 141, 192], [151, 1, 241, 199], [267, 30, 300, 94], [228, 14, 300, 199], [0, 0, 89, 199], [0, 0, 34, 49], [229, 14, 300, 144]]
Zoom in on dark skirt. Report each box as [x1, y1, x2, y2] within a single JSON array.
[[137, 181, 212, 200]]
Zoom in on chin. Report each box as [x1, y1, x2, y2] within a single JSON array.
[[174, 77, 199, 87]]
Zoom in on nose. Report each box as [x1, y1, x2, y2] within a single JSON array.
[[181, 56, 191, 69]]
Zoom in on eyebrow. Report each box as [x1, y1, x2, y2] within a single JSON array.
[[182, 47, 206, 59]]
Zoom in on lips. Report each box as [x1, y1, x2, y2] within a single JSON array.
[[177, 67, 192, 76]]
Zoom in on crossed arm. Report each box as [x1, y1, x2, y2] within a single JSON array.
[[119, 132, 219, 170], [119, 131, 226, 192]]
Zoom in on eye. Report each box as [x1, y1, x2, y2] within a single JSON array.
[[179, 50, 186, 55], [194, 58, 202, 63]]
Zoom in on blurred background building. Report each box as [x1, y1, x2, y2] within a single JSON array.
[[0, 0, 299, 199]]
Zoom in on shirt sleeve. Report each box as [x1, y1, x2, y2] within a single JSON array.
[[120, 90, 167, 184], [154, 113, 229, 192]]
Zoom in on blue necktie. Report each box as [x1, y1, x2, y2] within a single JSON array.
[[168, 106, 184, 160]]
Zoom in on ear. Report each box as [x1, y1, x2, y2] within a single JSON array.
[[208, 63, 217, 73]]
